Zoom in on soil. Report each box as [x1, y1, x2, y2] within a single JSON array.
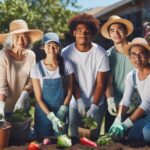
[[4, 143, 150, 150]]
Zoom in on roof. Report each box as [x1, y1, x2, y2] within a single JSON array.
[[86, 7, 105, 16], [93, 0, 137, 18]]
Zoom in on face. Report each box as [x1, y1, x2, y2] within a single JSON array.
[[73, 24, 93, 46], [13, 33, 29, 50], [129, 45, 150, 69], [108, 23, 127, 44], [44, 41, 60, 57]]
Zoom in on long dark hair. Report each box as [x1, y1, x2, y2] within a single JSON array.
[[57, 54, 65, 77]]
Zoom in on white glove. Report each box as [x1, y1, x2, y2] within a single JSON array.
[[77, 98, 86, 117], [47, 112, 64, 133], [122, 117, 133, 129], [0, 100, 5, 117], [107, 97, 117, 116], [13, 90, 29, 112], [87, 104, 99, 118]]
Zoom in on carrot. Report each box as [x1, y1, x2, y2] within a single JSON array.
[[80, 137, 97, 148]]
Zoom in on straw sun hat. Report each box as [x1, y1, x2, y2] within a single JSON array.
[[0, 19, 43, 44], [101, 15, 133, 39], [125, 37, 150, 55]]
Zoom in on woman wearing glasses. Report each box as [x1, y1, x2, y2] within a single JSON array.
[[109, 38, 150, 146]]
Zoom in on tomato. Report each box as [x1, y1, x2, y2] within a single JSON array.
[[28, 142, 40, 150]]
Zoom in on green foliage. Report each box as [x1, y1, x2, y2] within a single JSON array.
[[8, 109, 31, 123], [83, 117, 98, 130], [0, 0, 78, 36], [97, 134, 113, 146]]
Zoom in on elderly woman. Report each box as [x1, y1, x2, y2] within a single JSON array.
[[0, 19, 43, 118], [109, 38, 150, 145]]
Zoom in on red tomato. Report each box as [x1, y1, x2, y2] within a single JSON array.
[[28, 142, 40, 150]]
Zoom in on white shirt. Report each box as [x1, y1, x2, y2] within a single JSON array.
[[62, 42, 110, 108], [30, 60, 73, 87], [120, 69, 150, 113]]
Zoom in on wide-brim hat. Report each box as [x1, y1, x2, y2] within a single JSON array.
[[101, 15, 133, 39], [125, 37, 150, 55], [0, 19, 43, 44], [42, 32, 61, 45]]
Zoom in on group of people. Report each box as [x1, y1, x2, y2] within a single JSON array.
[[0, 13, 150, 145]]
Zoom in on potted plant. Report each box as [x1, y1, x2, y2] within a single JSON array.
[[0, 114, 11, 149], [7, 109, 32, 145], [78, 117, 98, 139]]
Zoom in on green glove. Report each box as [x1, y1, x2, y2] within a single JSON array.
[[107, 97, 117, 116], [109, 117, 124, 141], [109, 117, 121, 134], [47, 112, 64, 133], [56, 105, 69, 121]]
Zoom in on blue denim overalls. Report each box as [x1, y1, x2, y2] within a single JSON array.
[[34, 61, 65, 139]]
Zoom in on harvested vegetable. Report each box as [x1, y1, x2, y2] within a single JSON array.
[[83, 117, 98, 130], [97, 134, 113, 145], [80, 137, 97, 147], [28, 141, 40, 150], [57, 134, 72, 148], [43, 138, 51, 145]]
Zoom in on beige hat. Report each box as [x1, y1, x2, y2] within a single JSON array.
[[101, 15, 133, 39], [125, 37, 150, 55], [0, 19, 43, 44]]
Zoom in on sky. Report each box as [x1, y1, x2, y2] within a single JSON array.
[[69, 0, 121, 11]]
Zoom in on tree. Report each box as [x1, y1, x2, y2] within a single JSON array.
[[0, 0, 78, 35]]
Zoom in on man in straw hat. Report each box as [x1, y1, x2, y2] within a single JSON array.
[[109, 37, 150, 146], [0, 19, 43, 119], [101, 15, 135, 132], [62, 13, 110, 142]]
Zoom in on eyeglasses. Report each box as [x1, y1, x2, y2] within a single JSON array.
[[129, 52, 147, 59]]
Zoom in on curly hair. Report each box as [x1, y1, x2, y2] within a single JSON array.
[[68, 13, 100, 37]]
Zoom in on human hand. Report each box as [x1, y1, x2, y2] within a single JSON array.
[[87, 104, 99, 118], [13, 90, 29, 112], [107, 97, 117, 116], [47, 112, 64, 133], [77, 98, 86, 117], [56, 105, 69, 121]]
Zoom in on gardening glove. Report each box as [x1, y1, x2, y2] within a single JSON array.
[[77, 98, 86, 117], [87, 104, 99, 118], [47, 112, 64, 133], [107, 97, 117, 116], [0, 100, 5, 119], [109, 117, 122, 135], [109, 117, 125, 141], [56, 105, 69, 121], [13, 90, 29, 112], [122, 117, 133, 131]]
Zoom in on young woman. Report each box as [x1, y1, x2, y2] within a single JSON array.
[[109, 38, 150, 145], [30, 32, 73, 140]]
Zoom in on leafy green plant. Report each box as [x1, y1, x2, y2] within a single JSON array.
[[83, 117, 98, 130], [57, 134, 72, 148], [8, 109, 31, 123], [97, 134, 113, 146]]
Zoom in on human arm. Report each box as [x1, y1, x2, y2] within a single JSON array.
[[87, 71, 109, 118], [72, 73, 86, 117], [105, 73, 117, 115]]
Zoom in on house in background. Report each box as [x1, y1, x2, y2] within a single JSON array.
[[87, 0, 150, 49]]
